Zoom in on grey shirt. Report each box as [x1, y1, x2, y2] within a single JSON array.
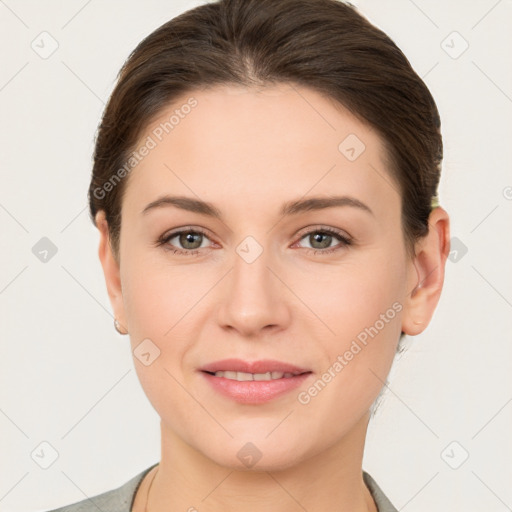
[[45, 464, 397, 512]]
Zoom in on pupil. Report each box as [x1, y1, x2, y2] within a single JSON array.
[[312, 232, 331, 249], [181, 232, 201, 249]]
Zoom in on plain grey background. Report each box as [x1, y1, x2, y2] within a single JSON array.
[[1, 1, 511, 511]]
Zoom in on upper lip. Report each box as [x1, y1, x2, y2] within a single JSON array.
[[200, 358, 311, 375]]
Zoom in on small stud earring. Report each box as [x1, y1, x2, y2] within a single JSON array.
[[114, 318, 128, 335]]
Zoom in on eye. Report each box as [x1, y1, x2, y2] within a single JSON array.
[[295, 226, 352, 255], [156, 225, 352, 257], [157, 227, 213, 256]]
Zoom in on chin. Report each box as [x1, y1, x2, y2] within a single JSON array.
[[201, 437, 308, 473]]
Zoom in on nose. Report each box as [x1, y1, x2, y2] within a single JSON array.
[[216, 243, 292, 337]]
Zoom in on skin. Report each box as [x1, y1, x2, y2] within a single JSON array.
[[95, 83, 450, 512]]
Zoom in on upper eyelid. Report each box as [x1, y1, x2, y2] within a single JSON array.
[[162, 226, 214, 242], [295, 225, 351, 239]]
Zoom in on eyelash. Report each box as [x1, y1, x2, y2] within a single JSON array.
[[157, 226, 352, 257]]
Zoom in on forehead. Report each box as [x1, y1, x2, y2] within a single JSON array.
[[122, 83, 398, 216]]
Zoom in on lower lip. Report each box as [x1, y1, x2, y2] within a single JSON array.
[[200, 371, 312, 404]]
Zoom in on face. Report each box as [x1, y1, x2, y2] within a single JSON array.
[[100, 83, 423, 470]]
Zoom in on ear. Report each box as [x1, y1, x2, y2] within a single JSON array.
[[95, 211, 128, 334], [402, 207, 450, 336]]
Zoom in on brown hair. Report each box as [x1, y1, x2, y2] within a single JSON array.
[[88, 0, 442, 261]]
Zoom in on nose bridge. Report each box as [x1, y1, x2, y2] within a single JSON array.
[[217, 235, 290, 334], [232, 237, 272, 292]]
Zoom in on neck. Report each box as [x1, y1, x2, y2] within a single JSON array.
[[141, 411, 377, 512]]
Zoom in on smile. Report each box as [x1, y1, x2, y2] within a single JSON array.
[[199, 359, 313, 404]]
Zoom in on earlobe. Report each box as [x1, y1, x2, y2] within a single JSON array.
[[95, 211, 128, 333], [401, 207, 450, 336]]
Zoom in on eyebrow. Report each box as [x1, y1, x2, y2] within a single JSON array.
[[141, 194, 373, 219]]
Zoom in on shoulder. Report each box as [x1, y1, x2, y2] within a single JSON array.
[[43, 464, 158, 512], [363, 471, 398, 512]]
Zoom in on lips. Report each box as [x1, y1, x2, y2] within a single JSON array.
[[199, 359, 313, 404]]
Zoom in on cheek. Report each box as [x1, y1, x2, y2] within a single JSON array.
[[298, 253, 405, 407], [120, 250, 207, 341], [293, 296, 402, 445], [304, 255, 405, 345], [119, 254, 203, 421]]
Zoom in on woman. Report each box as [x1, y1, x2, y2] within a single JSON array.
[[48, 0, 449, 510]]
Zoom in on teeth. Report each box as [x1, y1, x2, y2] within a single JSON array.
[[213, 371, 297, 381], [254, 372, 272, 381]]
